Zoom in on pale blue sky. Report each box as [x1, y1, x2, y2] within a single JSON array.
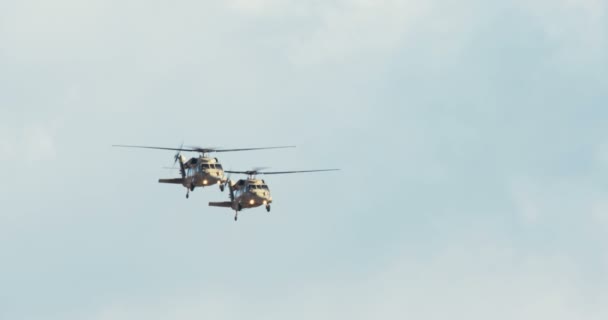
[[1, 0, 608, 319]]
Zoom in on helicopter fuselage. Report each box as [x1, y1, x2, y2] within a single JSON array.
[[220, 179, 273, 210], [159, 156, 227, 194], [181, 156, 227, 188], [233, 179, 272, 209]]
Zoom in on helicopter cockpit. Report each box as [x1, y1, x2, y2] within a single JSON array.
[[201, 163, 224, 171]]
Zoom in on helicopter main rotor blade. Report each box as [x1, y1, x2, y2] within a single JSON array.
[[210, 146, 295, 153], [256, 169, 340, 175], [112, 145, 200, 152], [113, 145, 295, 153], [224, 170, 255, 175], [225, 169, 340, 175]]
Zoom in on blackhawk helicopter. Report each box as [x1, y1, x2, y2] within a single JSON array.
[[112, 144, 294, 198], [209, 168, 339, 221]]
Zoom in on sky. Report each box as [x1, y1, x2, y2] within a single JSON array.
[[1, 0, 608, 319]]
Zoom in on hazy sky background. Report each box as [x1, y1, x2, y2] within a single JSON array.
[[1, 0, 608, 319]]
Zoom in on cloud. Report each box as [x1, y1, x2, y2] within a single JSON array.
[[509, 178, 543, 225], [89, 295, 237, 320], [225, 0, 298, 15], [282, 0, 608, 67], [0, 128, 17, 161], [74, 241, 607, 320], [592, 200, 608, 227], [508, 173, 608, 235], [355, 248, 602, 320], [595, 142, 608, 169], [0, 123, 57, 162], [2, 0, 605, 71], [516, 0, 607, 67], [287, 0, 435, 65], [25, 125, 56, 160]]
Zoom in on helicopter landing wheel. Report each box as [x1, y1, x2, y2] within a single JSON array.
[[190, 184, 195, 192], [234, 212, 238, 221], [186, 193, 189, 199], [266, 205, 271, 213], [220, 184, 225, 192]]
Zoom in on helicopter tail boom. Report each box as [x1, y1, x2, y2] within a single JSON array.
[[209, 201, 233, 208], [158, 178, 184, 184]]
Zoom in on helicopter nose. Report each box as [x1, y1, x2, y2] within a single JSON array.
[[255, 190, 270, 199]]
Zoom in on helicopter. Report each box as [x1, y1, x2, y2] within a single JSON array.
[[112, 145, 295, 198], [209, 168, 339, 221]]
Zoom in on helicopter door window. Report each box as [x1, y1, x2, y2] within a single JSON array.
[[201, 164, 210, 170], [216, 164, 223, 170]]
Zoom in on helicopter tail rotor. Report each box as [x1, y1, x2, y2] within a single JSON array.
[[228, 179, 235, 202], [220, 171, 234, 193], [173, 142, 184, 166], [173, 152, 180, 166], [172, 142, 186, 179]]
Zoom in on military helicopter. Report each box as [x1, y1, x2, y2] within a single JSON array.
[[112, 145, 295, 198], [209, 168, 339, 221]]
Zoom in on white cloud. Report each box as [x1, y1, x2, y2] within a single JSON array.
[[24, 124, 56, 161], [76, 242, 607, 320], [358, 249, 599, 320], [595, 142, 608, 168], [2, 0, 605, 70], [516, 0, 607, 67], [287, 0, 435, 65], [284, 0, 608, 67], [0, 123, 58, 162], [592, 200, 608, 227], [89, 295, 237, 320], [0, 0, 108, 61], [510, 179, 543, 225], [508, 174, 608, 230], [225, 0, 298, 15], [0, 128, 17, 161]]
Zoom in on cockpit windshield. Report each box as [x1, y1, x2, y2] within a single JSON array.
[[249, 185, 269, 190], [202, 164, 222, 170]]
